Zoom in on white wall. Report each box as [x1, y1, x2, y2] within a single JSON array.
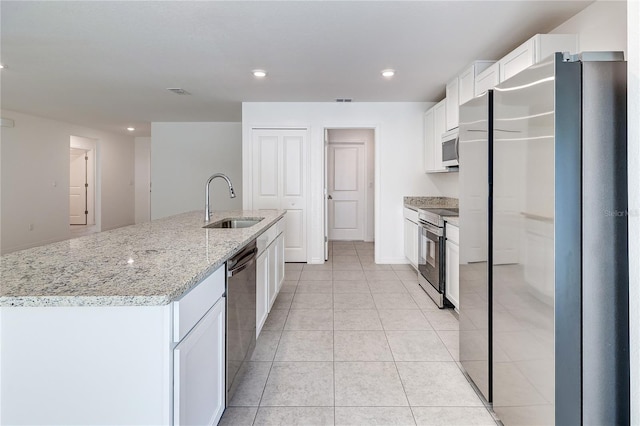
[[150, 122, 242, 220], [0, 110, 135, 254], [134, 137, 151, 224], [242, 102, 458, 264], [551, 0, 627, 55], [627, 0, 638, 422]]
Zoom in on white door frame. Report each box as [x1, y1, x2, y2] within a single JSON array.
[[323, 127, 376, 250], [70, 135, 99, 230]]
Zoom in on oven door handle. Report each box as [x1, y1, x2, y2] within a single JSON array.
[[420, 221, 444, 237]]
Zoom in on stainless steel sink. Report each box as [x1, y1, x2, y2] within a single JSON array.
[[203, 217, 264, 229]]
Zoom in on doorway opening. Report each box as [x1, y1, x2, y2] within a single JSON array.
[[69, 136, 98, 237], [324, 128, 375, 260]]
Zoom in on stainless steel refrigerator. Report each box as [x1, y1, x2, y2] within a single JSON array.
[[459, 52, 629, 425]]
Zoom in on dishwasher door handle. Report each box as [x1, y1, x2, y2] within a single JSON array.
[[227, 248, 258, 277]]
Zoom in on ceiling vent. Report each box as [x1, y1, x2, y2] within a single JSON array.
[[167, 88, 190, 95], [335, 98, 353, 103]]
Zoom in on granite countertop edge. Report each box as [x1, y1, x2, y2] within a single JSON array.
[[0, 210, 285, 308]]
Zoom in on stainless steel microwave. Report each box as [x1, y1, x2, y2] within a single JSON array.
[[441, 128, 459, 167]]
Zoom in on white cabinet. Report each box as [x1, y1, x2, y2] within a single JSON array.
[[173, 296, 226, 426], [433, 100, 447, 170], [445, 77, 459, 131], [1, 264, 227, 425], [425, 100, 448, 173], [256, 249, 269, 335], [251, 129, 307, 262], [403, 208, 419, 270], [275, 233, 285, 293], [256, 219, 285, 337], [458, 61, 496, 102], [474, 62, 500, 96], [445, 223, 460, 311], [423, 108, 435, 172], [500, 34, 577, 82]]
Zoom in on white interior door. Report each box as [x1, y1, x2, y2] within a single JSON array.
[[69, 149, 87, 225], [252, 129, 307, 262], [328, 143, 365, 241], [324, 135, 329, 260]]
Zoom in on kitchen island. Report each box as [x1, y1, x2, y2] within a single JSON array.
[[0, 209, 285, 425]]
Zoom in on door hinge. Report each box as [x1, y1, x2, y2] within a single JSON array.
[[85, 183, 89, 188], [85, 210, 88, 215], [325, 236, 328, 242]]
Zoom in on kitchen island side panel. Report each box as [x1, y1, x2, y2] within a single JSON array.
[[0, 305, 172, 425]]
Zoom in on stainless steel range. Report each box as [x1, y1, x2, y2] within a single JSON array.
[[417, 207, 458, 308]]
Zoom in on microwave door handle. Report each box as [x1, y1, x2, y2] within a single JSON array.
[[455, 136, 460, 160]]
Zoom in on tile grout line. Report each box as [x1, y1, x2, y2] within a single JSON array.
[[251, 270, 299, 424]]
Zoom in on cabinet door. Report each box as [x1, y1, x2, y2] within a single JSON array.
[[445, 78, 459, 130], [403, 219, 419, 270], [445, 240, 460, 310], [276, 234, 285, 292], [475, 62, 500, 96], [499, 38, 535, 82], [173, 298, 225, 426], [268, 242, 278, 311], [433, 100, 447, 171], [424, 108, 435, 172], [256, 250, 269, 337], [458, 65, 476, 105]]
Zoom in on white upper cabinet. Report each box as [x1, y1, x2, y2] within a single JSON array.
[[474, 62, 501, 97], [459, 61, 495, 103], [433, 99, 447, 170], [424, 108, 435, 173], [445, 77, 459, 131], [499, 34, 577, 82], [425, 99, 448, 173]]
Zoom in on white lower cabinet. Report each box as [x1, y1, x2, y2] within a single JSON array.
[[275, 233, 285, 293], [256, 219, 286, 337], [0, 263, 227, 425], [403, 208, 419, 270], [445, 223, 460, 311], [173, 297, 226, 426], [256, 249, 269, 335]]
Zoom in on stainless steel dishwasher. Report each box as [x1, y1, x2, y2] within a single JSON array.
[[225, 240, 257, 404]]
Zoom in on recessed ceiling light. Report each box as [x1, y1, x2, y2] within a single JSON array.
[[127, 127, 135, 132], [381, 69, 395, 78], [253, 70, 267, 78]]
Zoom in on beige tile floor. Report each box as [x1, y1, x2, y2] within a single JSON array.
[[220, 241, 498, 426]]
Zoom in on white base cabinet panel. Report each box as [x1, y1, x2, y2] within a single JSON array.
[[256, 219, 286, 338], [1, 305, 173, 425], [403, 208, 419, 270], [0, 264, 227, 426], [174, 297, 226, 426], [445, 223, 460, 311]]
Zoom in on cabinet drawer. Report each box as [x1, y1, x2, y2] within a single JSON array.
[[257, 223, 278, 254], [173, 264, 225, 343], [404, 207, 419, 223], [446, 223, 459, 245]]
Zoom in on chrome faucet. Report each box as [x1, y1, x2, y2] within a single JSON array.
[[205, 173, 236, 222]]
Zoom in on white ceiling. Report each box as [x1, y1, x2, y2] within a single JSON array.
[[1, 1, 592, 136]]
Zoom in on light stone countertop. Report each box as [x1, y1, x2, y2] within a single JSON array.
[[0, 210, 285, 308], [403, 196, 459, 211]]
